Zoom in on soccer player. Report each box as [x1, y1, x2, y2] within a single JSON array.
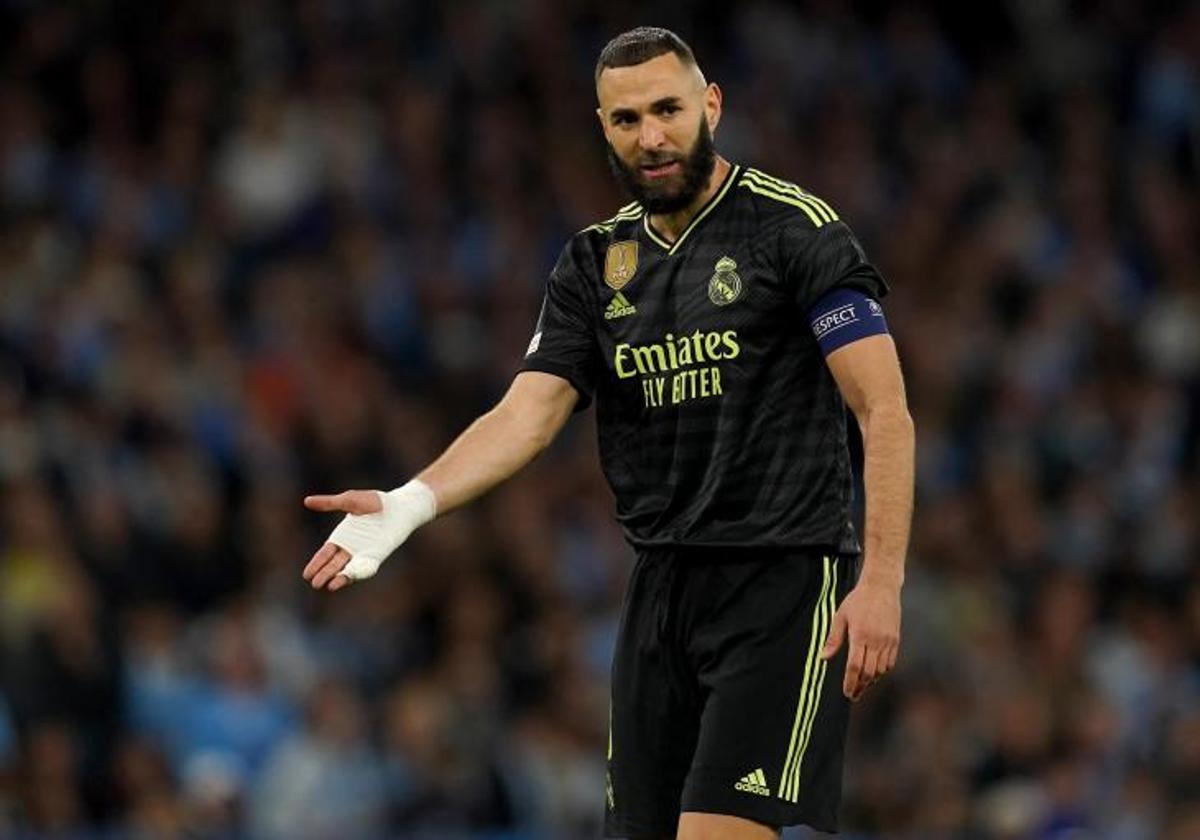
[[302, 27, 914, 840]]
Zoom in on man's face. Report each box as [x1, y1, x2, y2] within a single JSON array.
[[597, 53, 722, 214]]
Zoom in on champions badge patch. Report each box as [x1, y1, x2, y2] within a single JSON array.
[[604, 241, 639, 290], [708, 256, 742, 305]]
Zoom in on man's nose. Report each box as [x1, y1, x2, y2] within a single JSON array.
[[638, 118, 666, 150]]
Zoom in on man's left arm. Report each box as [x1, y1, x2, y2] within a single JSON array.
[[820, 333, 915, 701]]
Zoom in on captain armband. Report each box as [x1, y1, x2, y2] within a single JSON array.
[[807, 287, 889, 356]]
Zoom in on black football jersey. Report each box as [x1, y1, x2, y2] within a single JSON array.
[[521, 164, 889, 552]]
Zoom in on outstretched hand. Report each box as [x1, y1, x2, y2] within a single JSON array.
[[820, 580, 901, 701], [302, 490, 384, 592]]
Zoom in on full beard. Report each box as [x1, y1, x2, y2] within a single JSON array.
[[606, 118, 717, 215]]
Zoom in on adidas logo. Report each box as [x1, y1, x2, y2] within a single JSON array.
[[734, 768, 770, 797], [604, 292, 637, 320]]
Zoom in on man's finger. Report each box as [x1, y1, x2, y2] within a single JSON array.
[[311, 548, 350, 590], [306, 490, 382, 516], [303, 542, 338, 581], [328, 573, 351, 592], [843, 640, 865, 698], [306, 546, 336, 588], [821, 609, 847, 660], [303, 493, 346, 512], [887, 642, 899, 672], [313, 548, 350, 589], [854, 647, 882, 701]]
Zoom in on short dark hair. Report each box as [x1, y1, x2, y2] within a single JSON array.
[[594, 27, 697, 84]]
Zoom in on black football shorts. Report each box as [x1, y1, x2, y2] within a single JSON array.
[[604, 547, 855, 838]]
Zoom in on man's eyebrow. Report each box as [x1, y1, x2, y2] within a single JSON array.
[[607, 97, 684, 122], [649, 96, 683, 110]]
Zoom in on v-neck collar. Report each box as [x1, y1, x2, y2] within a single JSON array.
[[643, 163, 740, 256]]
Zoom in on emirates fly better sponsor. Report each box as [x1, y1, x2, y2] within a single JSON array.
[[614, 329, 740, 409]]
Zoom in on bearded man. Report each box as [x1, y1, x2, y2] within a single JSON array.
[[303, 26, 914, 840]]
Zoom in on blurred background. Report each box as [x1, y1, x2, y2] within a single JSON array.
[[0, 1, 1198, 838]]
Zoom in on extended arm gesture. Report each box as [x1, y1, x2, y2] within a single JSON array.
[[301, 371, 579, 592], [302, 485, 435, 591]]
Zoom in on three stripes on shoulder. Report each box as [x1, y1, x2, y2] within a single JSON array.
[[585, 201, 644, 234], [738, 168, 839, 228], [582, 168, 838, 233]]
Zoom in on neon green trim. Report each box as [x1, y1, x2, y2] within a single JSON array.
[[742, 169, 836, 222], [739, 179, 824, 227], [779, 556, 832, 801]]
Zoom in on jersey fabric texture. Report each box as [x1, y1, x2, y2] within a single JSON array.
[[521, 163, 889, 554], [604, 548, 854, 837]]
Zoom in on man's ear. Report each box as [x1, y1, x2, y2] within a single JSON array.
[[705, 83, 723, 133], [596, 106, 609, 142]]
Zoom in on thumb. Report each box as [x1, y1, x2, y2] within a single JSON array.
[[305, 491, 378, 515], [304, 493, 347, 512], [821, 608, 847, 660]]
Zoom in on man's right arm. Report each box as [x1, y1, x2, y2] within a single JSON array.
[[416, 370, 579, 513], [302, 371, 579, 591]]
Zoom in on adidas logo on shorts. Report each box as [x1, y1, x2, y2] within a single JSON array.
[[734, 767, 771, 797]]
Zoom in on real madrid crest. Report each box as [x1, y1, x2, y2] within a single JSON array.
[[604, 241, 639, 290], [708, 256, 742, 306]]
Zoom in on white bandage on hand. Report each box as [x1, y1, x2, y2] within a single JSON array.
[[326, 479, 437, 582]]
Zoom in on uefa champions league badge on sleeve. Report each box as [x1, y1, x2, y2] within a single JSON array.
[[708, 256, 742, 306]]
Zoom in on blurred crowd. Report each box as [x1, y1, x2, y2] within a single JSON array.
[[0, 1, 1198, 838]]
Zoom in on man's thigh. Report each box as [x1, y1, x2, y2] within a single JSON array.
[[679, 553, 853, 833], [678, 811, 779, 840], [607, 551, 853, 837], [616, 813, 779, 840], [605, 553, 701, 838]]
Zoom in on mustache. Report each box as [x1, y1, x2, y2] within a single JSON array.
[[637, 152, 681, 167]]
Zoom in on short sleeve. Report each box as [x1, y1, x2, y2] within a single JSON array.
[[519, 242, 599, 411], [781, 220, 889, 312]]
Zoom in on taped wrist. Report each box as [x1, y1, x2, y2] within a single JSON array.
[[327, 479, 437, 581]]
